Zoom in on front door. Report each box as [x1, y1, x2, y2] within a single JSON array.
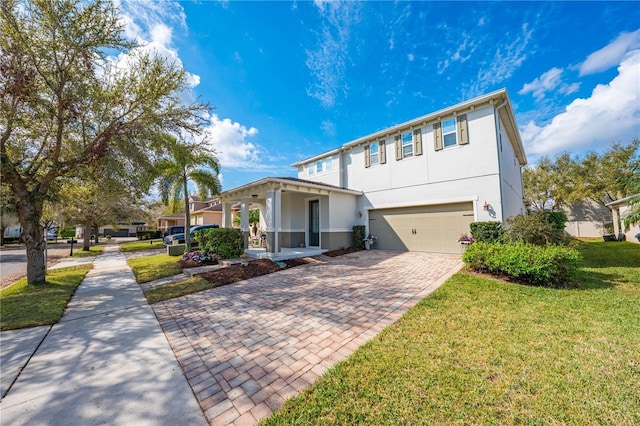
[[308, 199, 320, 247]]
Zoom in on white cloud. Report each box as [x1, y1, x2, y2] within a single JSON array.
[[111, 0, 201, 101], [479, 23, 533, 85], [321, 120, 336, 136], [519, 67, 563, 100], [305, 1, 361, 108], [204, 115, 260, 169], [522, 50, 640, 156], [579, 29, 640, 76], [466, 23, 533, 98], [407, 53, 415, 62]]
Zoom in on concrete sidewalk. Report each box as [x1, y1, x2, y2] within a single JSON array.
[[0, 245, 206, 425]]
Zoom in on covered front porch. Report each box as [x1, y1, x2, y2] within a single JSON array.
[[219, 177, 361, 257]]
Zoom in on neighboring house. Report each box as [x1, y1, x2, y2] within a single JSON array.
[[157, 196, 224, 232], [75, 221, 150, 238], [157, 214, 186, 233], [606, 195, 640, 243], [220, 89, 527, 255], [190, 196, 223, 226], [563, 200, 611, 238]]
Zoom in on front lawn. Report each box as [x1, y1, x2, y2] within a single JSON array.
[[263, 241, 640, 425], [145, 276, 210, 304], [120, 240, 165, 252], [127, 254, 183, 283], [67, 245, 104, 258], [0, 265, 92, 330]]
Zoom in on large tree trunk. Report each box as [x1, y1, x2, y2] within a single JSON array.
[[82, 216, 92, 251], [18, 199, 46, 284]]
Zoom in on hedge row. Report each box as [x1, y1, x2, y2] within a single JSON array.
[[462, 242, 581, 288], [136, 230, 162, 240], [194, 228, 243, 259]]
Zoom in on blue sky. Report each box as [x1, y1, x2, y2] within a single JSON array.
[[115, 1, 640, 191]]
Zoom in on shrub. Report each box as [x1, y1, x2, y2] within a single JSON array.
[[504, 212, 568, 246], [195, 228, 243, 259], [462, 242, 581, 287], [470, 221, 504, 243], [136, 230, 162, 240], [352, 225, 366, 249]]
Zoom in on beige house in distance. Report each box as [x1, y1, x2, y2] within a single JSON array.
[[562, 200, 611, 238]]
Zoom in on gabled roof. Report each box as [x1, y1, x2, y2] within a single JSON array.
[[606, 194, 640, 208], [192, 204, 222, 214], [292, 88, 526, 167], [220, 177, 361, 201], [157, 213, 186, 220]]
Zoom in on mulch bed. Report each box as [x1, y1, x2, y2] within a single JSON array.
[[198, 258, 312, 285], [194, 248, 361, 286], [322, 247, 362, 257]]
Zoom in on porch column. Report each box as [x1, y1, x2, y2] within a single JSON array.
[[222, 201, 232, 228], [612, 207, 621, 236], [241, 199, 250, 249], [265, 188, 280, 254]]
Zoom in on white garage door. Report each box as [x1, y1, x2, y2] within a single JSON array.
[[369, 202, 475, 253]]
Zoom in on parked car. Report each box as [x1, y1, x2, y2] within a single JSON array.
[[163, 225, 185, 237], [46, 228, 58, 241], [163, 224, 220, 246]]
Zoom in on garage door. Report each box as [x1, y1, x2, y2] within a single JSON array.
[[369, 202, 474, 253]]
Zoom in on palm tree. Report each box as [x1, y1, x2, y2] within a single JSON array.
[[157, 136, 221, 251]]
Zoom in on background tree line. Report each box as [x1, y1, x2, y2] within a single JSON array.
[[523, 140, 639, 223]]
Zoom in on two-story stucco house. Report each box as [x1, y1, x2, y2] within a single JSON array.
[[220, 88, 527, 256]]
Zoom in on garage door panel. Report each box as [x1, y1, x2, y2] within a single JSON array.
[[370, 202, 474, 254]]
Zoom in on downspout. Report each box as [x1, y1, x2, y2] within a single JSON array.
[[494, 98, 508, 222]]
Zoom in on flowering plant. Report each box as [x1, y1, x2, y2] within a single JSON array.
[[457, 235, 474, 244], [182, 251, 215, 264], [364, 235, 378, 244]]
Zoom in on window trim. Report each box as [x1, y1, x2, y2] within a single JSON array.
[[401, 131, 413, 158], [434, 114, 468, 151]]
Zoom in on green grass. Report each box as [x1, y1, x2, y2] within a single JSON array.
[[67, 245, 104, 258], [120, 240, 165, 252], [145, 276, 212, 304], [263, 241, 640, 425], [127, 254, 183, 283], [0, 265, 92, 330]]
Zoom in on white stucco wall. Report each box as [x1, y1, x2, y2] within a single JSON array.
[[496, 115, 526, 219], [295, 103, 525, 225], [327, 192, 358, 231]]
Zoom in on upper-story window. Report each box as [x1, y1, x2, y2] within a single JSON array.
[[364, 141, 386, 168], [394, 129, 423, 160], [316, 160, 323, 173], [308, 163, 315, 175], [443, 118, 457, 148], [401, 132, 413, 158], [370, 143, 379, 165], [434, 114, 468, 151], [325, 157, 332, 171]]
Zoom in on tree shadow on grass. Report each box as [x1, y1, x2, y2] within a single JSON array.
[[573, 269, 636, 291]]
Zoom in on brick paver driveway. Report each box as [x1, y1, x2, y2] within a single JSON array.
[[153, 250, 462, 425]]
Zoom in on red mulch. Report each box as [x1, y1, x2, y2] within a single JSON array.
[[322, 247, 362, 257], [199, 258, 302, 285], [196, 248, 359, 286]]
